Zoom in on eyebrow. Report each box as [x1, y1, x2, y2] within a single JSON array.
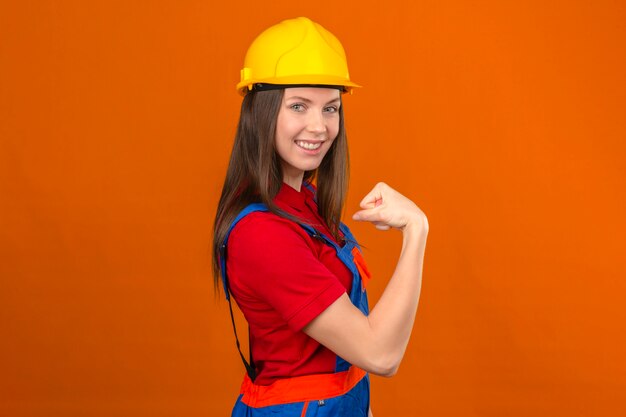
[[285, 96, 341, 105]]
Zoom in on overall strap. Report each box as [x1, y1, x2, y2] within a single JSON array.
[[219, 203, 267, 300], [219, 203, 268, 381], [302, 181, 316, 196]]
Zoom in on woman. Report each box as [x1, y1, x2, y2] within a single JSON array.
[[213, 17, 428, 417]]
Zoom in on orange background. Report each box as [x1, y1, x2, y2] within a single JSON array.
[[1, 1, 625, 416]]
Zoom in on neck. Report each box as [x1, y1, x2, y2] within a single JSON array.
[[283, 178, 302, 192], [282, 167, 304, 192]]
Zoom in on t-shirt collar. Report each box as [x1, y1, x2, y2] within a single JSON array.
[[275, 181, 308, 210]]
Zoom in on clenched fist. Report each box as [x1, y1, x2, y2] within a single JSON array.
[[352, 182, 429, 234]]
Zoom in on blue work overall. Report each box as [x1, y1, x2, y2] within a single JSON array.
[[219, 201, 372, 417]]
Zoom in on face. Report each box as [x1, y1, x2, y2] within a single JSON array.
[[275, 87, 341, 189]]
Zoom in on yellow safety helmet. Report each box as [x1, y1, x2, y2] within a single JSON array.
[[236, 17, 361, 95]]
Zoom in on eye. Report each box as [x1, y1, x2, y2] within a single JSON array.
[[289, 103, 305, 112], [323, 105, 339, 113]]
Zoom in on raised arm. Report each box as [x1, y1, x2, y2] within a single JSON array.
[[303, 182, 428, 377]]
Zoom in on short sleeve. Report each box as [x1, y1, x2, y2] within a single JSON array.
[[226, 212, 346, 332]]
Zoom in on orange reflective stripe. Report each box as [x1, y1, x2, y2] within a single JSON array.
[[300, 401, 309, 417], [239, 366, 367, 408], [351, 247, 372, 289]]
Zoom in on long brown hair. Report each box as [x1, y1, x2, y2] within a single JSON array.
[[211, 88, 350, 292]]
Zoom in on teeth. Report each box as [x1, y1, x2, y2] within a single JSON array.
[[296, 141, 322, 150]]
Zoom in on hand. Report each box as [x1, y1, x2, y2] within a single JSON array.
[[352, 182, 428, 233]]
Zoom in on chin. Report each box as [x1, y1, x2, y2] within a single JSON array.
[[298, 161, 325, 172]]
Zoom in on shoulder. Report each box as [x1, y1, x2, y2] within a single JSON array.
[[228, 210, 312, 250], [226, 210, 327, 289]]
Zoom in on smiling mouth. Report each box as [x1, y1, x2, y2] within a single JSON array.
[[295, 140, 322, 150]]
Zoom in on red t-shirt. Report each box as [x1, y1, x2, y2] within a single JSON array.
[[226, 182, 353, 385]]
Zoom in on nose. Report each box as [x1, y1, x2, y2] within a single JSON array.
[[306, 109, 326, 135]]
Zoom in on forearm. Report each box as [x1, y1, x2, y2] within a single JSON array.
[[367, 221, 427, 374]]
